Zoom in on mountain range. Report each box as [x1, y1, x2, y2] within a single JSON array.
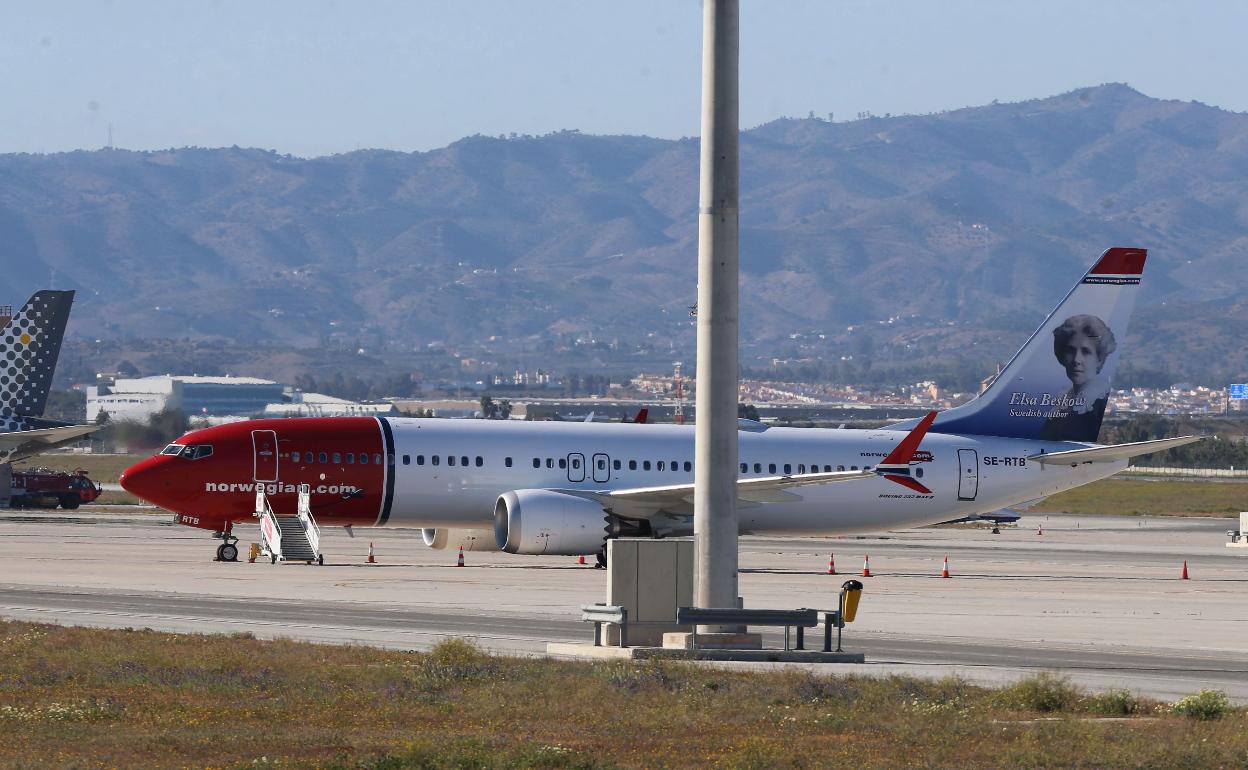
[[2, 83, 1246, 384]]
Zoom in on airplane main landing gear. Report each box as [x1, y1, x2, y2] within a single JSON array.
[[595, 548, 607, 570]]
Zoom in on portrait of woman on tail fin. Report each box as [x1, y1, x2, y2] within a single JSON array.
[[1040, 314, 1115, 441]]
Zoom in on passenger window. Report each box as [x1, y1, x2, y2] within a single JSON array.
[[768, 463, 776, 474], [448, 456, 456, 467], [798, 464, 806, 474], [613, 460, 621, 470], [330, 453, 339, 464], [629, 460, 637, 470], [684, 461, 692, 472], [546, 458, 554, 469], [290, 451, 301, 463], [915, 467, 924, 478], [671, 462, 679, 473], [533, 458, 540, 468], [559, 458, 567, 469], [657, 461, 665, 471], [850, 465, 858, 471], [754, 463, 761, 473], [837, 465, 845, 472], [505, 457, 513, 468], [359, 454, 368, 465], [643, 461, 651, 471], [475, 456, 483, 467], [740, 463, 747, 474], [346, 453, 355, 464], [432, 456, 440, 466], [374, 453, 382, 465], [417, 455, 425, 466], [401, 455, 409, 465], [784, 463, 792, 475], [572, 458, 581, 470], [461, 456, 468, 467], [318, 452, 328, 464], [824, 465, 832, 473]]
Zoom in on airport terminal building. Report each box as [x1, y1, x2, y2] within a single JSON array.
[[86, 375, 284, 422]]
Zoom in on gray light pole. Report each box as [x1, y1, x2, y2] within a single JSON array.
[[693, 0, 741, 632]]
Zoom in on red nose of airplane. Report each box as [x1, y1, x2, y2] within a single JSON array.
[[120, 455, 186, 510]]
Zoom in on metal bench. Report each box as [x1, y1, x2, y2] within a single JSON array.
[[676, 607, 819, 651], [581, 603, 629, 648]]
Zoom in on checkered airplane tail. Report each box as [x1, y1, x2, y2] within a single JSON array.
[[0, 290, 74, 419]]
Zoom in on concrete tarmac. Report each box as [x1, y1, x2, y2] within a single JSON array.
[[1, 507, 1245, 702]]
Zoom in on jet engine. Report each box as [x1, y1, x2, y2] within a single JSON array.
[[420, 528, 495, 552], [493, 489, 612, 555]]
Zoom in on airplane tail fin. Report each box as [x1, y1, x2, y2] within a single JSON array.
[[0, 290, 74, 418], [911, 248, 1146, 443]]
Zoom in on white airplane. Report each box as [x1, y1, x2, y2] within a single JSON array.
[[120, 247, 1198, 563]]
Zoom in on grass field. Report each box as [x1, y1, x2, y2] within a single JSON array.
[[1029, 478, 1248, 517], [0, 621, 1244, 769]]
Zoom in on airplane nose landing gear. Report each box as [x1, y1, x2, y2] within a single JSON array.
[[213, 526, 240, 562]]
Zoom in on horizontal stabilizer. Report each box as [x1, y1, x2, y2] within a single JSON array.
[[1030, 435, 1202, 465], [0, 424, 101, 463]]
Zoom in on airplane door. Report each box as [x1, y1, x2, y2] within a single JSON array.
[[567, 453, 586, 482], [252, 430, 279, 483], [592, 453, 610, 483], [957, 449, 978, 501]]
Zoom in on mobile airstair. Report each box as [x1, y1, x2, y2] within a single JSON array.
[[255, 484, 324, 565]]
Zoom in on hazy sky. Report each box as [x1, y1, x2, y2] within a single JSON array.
[[4, 1, 1246, 157]]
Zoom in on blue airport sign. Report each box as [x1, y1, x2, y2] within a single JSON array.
[[1230, 384, 1248, 400]]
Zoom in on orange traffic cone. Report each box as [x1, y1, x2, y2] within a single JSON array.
[[1181, 560, 1189, 580], [457, 546, 465, 567], [578, 555, 587, 565], [367, 542, 376, 564], [827, 554, 837, 575], [941, 555, 951, 578], [862, 554, 872, 578]]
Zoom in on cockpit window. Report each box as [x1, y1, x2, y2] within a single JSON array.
[[161, 444, 184, 456], [185, 445, 214, 460]]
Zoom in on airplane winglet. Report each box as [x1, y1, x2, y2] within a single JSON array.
[[876, 411, 938, 494]]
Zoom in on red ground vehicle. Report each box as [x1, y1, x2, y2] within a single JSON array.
[[10, 468, 103, 509]]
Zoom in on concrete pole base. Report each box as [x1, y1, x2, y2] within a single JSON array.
[[662, 631, 763, 650]]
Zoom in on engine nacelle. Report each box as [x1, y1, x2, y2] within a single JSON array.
[[494, 489, 610, 555], [420, 528, 495, 552]]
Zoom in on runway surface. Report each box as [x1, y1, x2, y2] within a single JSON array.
[[2, 507, 1246, 701]]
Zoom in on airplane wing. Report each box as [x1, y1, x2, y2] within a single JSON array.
[[0, 425, 101, 463], [1029, 435, 1203, 465], [571, 411, 938, 519]]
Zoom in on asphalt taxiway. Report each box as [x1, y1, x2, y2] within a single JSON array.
[[1, 507, 1245, 702]]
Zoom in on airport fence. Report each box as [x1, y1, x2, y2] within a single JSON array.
[[1123, 465, 1248, 479]]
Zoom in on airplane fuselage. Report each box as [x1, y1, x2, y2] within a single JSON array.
[[122, 416, 1120, 539]]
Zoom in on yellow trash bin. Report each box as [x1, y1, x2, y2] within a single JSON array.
[[841, 579, 864, 623]]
